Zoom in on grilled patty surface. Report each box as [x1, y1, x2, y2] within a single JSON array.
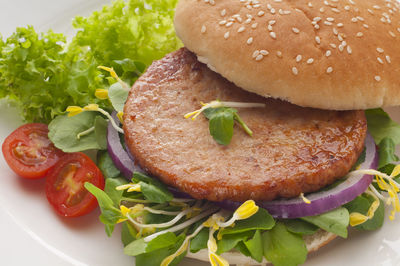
[[123, 48, 367, 202]]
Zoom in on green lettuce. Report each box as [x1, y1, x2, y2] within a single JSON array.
[[0, 0, 181, 123]]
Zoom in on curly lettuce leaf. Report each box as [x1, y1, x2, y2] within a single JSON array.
[[0, 0, 181, 123]]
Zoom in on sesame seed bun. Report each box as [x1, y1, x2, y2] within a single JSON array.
[[174, 0, 400, 110], [186, 230, 336, 265]]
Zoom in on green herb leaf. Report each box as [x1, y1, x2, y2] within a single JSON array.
[[94, 115, 108, 150], [283, 219, 319, 236], [262, 222, 307, 266], [220, 208, 275, 236], [377, 137, 399, 168], [48, 112, 106, 152], [190, 227, 209, 253], [204, 107, 236, 145], [132, 172, 173, 203], [217, 231, 253, 254], [124, 232, 178, 257], [243, 230, 263, 263], [84, 182, 122, 236], [121, 222, 137, 246], [135, 234, 186, 266], [366, 108, 400, 167], [301, 207, 349, 238], [108, 82, 129, 112], [97, 151, 121, 179], [104, 177, 127, 206], [344, 194, 384, 231]]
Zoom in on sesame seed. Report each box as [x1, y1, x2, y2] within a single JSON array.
[[339, 44, 344, 52], [252, 50, 260, 58], [296, 55, 302, 62], [338, 34, 344, 41], [201, 25, 206, 33], [255, 54, 264, 61], [238, 26, 246, 33], [326, 67, 333, 74], [375, 75, 381, 82], [363, 24, 369, 29], [245, 18, 252, 24], [247, 37, 254, 44], [386, 55, 391, 63], [327, 17, 335, 22], [269, 20, 276, 25], [307, 58, 314, 64], [330, 43, 337, 48], [268, 25, 273, 31], [226, 21, 234, 27], [351, 17, 358, 22], [373, 5, 381, 10], [224, 31, 230, 39], [219, 20, 227, 25], [308, 2, 313, 7], [221, 9, 227, 16], [270, 8, 276, 14], [347, 45, 352, 54], [315, 36, 321, 44], [320, 7, 325, 13], [377, 47, 384, 53], [277, 51, 283, 57], [314, 25, 320, 29], [326, 50, 332, 57], [389, 31, 396, 37], [333, 28, 338, 35], [357, 16, 365, 21], [324, 21, 333, 26], [258, 11, 265, 16], [356, 32, 363, 37], [397, 28, 400, 33], [377, 57, 384, 64], [260, 50, 269, 55], [367, 9, 374, 14], [292, 67, 299, 75], [313, 17, 322, 22], [292, 27, 300, 33], [270, 32, 277, 39], [337, 23, 344, 27], [344, 5, 351, 11], [331, 8, 340, 13], [252, 23, 258, 29]]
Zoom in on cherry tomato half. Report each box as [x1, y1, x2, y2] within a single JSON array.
[[2, 123, 65, 179], [45, 152, 105, 217]]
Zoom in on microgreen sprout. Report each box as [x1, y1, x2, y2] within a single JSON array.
[[66, 104, 124, 133], [350, 167, 400, 221], [349, 189, 380, 226], [217, 200, 259, 228], [184, 100, 266, 145], [300, 193, 311, 204], [95, 89, 109, 100], [98, 66, 130, 90]]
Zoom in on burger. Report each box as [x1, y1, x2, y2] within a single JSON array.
[[96, 0, 400, 265]]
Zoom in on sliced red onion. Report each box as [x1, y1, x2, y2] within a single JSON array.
[[218, 133, 378, 218], [107, 112, 144, 179]]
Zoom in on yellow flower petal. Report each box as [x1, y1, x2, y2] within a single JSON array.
[[95, 89, 109, 100], [161, 239, 189, 266], [350, 212, 369, 226], [209, 252, 229, 266], [390, 165, 400, 178], [117, 111, 124, 123], [66, 106, 83, 117], [83, 103, 99, 111], [234, 200, 259, 220]]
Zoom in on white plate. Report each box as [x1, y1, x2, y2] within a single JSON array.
[[1, 1, 400, 265]]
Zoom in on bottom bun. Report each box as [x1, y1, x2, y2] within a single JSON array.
[[186, 230, 336, 265]]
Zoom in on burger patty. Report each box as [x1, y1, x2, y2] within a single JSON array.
[[123, 48, 367, 202]]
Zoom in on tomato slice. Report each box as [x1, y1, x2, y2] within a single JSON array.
[[45, 152, 105, 217], [2, 123, 65, 179]]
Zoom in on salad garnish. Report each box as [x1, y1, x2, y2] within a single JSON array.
[[184, 100, 266, 145]]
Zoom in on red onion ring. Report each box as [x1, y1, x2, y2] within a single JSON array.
[[107, 113, 143, 178]]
